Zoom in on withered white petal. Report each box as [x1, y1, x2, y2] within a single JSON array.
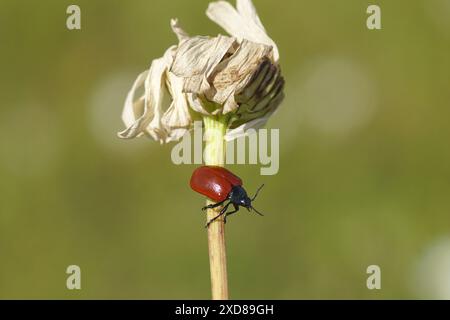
[[236, 0, 265, 31], [119, 70, 148, 136], [161, 72, 191, 128], [118, 47, 175, 141], [187, 93, 211, 115], [145, 47, 177, 143], [207, 39, 272, 109], [165, 128, 189, 143], [223, 95, 238, 114], [170, 18, 189, 42], [206, 0, 279, 61], [171, 35, 236, 94]]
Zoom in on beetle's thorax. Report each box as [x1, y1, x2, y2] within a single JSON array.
[[229, 185, 251, 207]]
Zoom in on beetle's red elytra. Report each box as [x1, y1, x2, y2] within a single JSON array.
[[190, 166, 264, 227], [190, 166, 242, 202]]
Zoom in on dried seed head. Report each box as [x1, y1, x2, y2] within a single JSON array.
[[118, 0, 284, 143]]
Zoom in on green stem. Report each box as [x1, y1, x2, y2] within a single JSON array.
[[203, 114, 229, 300], [203, 115, 228, 166]]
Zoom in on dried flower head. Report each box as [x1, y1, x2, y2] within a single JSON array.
[[118, 0, 284, 143]]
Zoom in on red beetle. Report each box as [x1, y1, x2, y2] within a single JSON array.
[[190, 166, 264, 227]]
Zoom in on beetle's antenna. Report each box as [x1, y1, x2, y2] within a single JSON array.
[[250, 206, 264, 216], [251, 184, 265, 201]]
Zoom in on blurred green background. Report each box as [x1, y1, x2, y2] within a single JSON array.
[[0, 0, 449, 299]]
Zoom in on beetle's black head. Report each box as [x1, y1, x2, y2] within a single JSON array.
[[238, 196, 252, 210], [230, 184, 265, 216], [229, 185, 249, 206]]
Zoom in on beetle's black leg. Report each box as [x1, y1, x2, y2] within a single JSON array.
[[224, 204, 240, 224], [205, 202, 231, 228], [202, 199, 227, 211]]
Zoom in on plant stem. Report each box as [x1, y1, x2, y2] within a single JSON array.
[[203, 114, 229, 300]]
